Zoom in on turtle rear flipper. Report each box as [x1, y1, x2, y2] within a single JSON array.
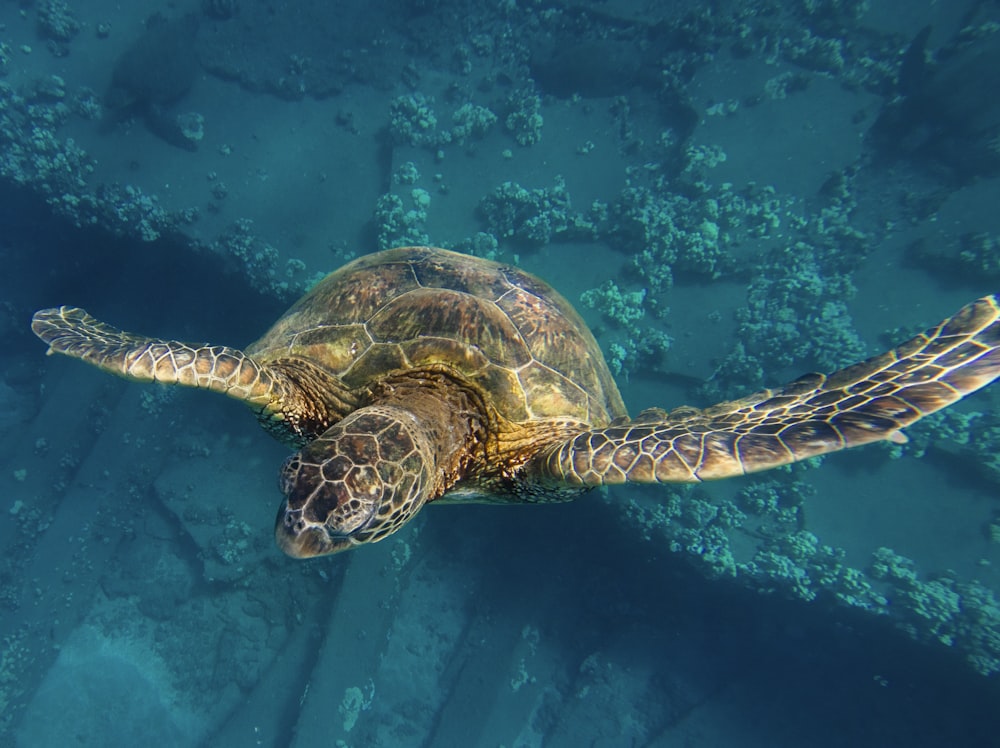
[[31, 306, 284, 409], [531, 294, 1000, 485]]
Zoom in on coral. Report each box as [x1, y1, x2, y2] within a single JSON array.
[[608, 161, 792, 300], [479, 177, 600, 246], [452, 232, 501, 260], [682, 143, 728, 175], [739, 531, 892, 612], [737, 480, 782, 516], [340, 686, 364, 731], [213, 520, 253, 566], [870, 548, 948, 625], [374, 191, 430, 250], [139, 386, 176, 417], [610, 331, 671, 380], [901, 579, 962, 645], [393, 161, 420, 185], [389, 96, 497, 149], [37, 1, 81, 43], [953, 581, 1000, 675], [0, 631, 30, 724], [451, 44, 473, 76], [831, 567, 884, 610], [621, 493, 681, 543], [175, 112, 205, 148], [93, 184, 172, 242], [26, 74, 67, 103], [580, 281, 646, 333], [449, 103, 497, 144], [671, 525, 737, 578], [867, 547, 1000, 672], [578, 273, 673, 379], [610, 184, 740, 289], [620, 488, 737, 578], [503, 90, 543, 146], [799, 0, 870, 22], [735, 244, 865, 375], [338, 681, 374, 732], [411, 187, 431, 210], [744, 531, 828, 601], [783, 30, 846, 73], [579, 278, 672, 378], [745, 548, 817, 600], [0, 82, 92, 195], [736, 478, 813, 523], [764, 71, 811, 100], [388, 93, 438, 147], [690, 167, 872, 403], [0, 55, 205, 251], [211, 218, 297, 298], [617, 476, 910, 619], [509, 658, 534, 692], [72, 88, 103, 120]]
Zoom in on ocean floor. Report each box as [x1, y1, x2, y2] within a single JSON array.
[[2, 0, 1000, 746]]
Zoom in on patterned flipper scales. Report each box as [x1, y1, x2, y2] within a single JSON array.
[[531, 295, 1000, 485], [31, 306, 285, 411]]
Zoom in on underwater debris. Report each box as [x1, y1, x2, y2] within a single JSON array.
[[868, 28, 1000, 181], [104, 13, 201, 150]]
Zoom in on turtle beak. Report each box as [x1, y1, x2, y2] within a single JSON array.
[[273, 500, 356, 558]]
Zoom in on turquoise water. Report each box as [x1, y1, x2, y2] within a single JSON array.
[[1, 0, 999, 745]]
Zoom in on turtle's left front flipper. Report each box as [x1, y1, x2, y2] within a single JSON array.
[[31, 306, 285, 410], [529, 294, 1000, 486]]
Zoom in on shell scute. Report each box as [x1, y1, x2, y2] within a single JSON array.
[[341, 343, 408, 389], [517, 360, 591, 419], [367, 288, 532, 367], [248, 247, 623, 425], [412, 253, 510, 298], [290, 325, 372, 375], [400, 337, 491, 373]]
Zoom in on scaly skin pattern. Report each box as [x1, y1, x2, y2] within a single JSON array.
[[31, 306, 357, 443], [529, 295, 1000, 485], [28, 246, 1000, 557], [32, 306, 285, 409]]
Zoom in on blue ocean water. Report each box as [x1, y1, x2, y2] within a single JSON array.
[[1, 0, 999, 746]]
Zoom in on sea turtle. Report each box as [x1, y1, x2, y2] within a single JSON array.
[[31, 246, 1000, 558]]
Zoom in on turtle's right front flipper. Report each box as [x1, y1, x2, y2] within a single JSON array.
[[528, 294, 1000, 486], [32, 306, 285, 410]]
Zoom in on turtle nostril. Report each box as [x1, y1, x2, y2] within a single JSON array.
[[282, 507, 305, 533]]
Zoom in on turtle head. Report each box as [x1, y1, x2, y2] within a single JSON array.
[[274, 405, 434, 558]]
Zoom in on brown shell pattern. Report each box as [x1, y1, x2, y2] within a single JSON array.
[[246, 246, 626, 425]]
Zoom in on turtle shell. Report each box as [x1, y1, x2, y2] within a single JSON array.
[[246, 246, 625, 426]]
